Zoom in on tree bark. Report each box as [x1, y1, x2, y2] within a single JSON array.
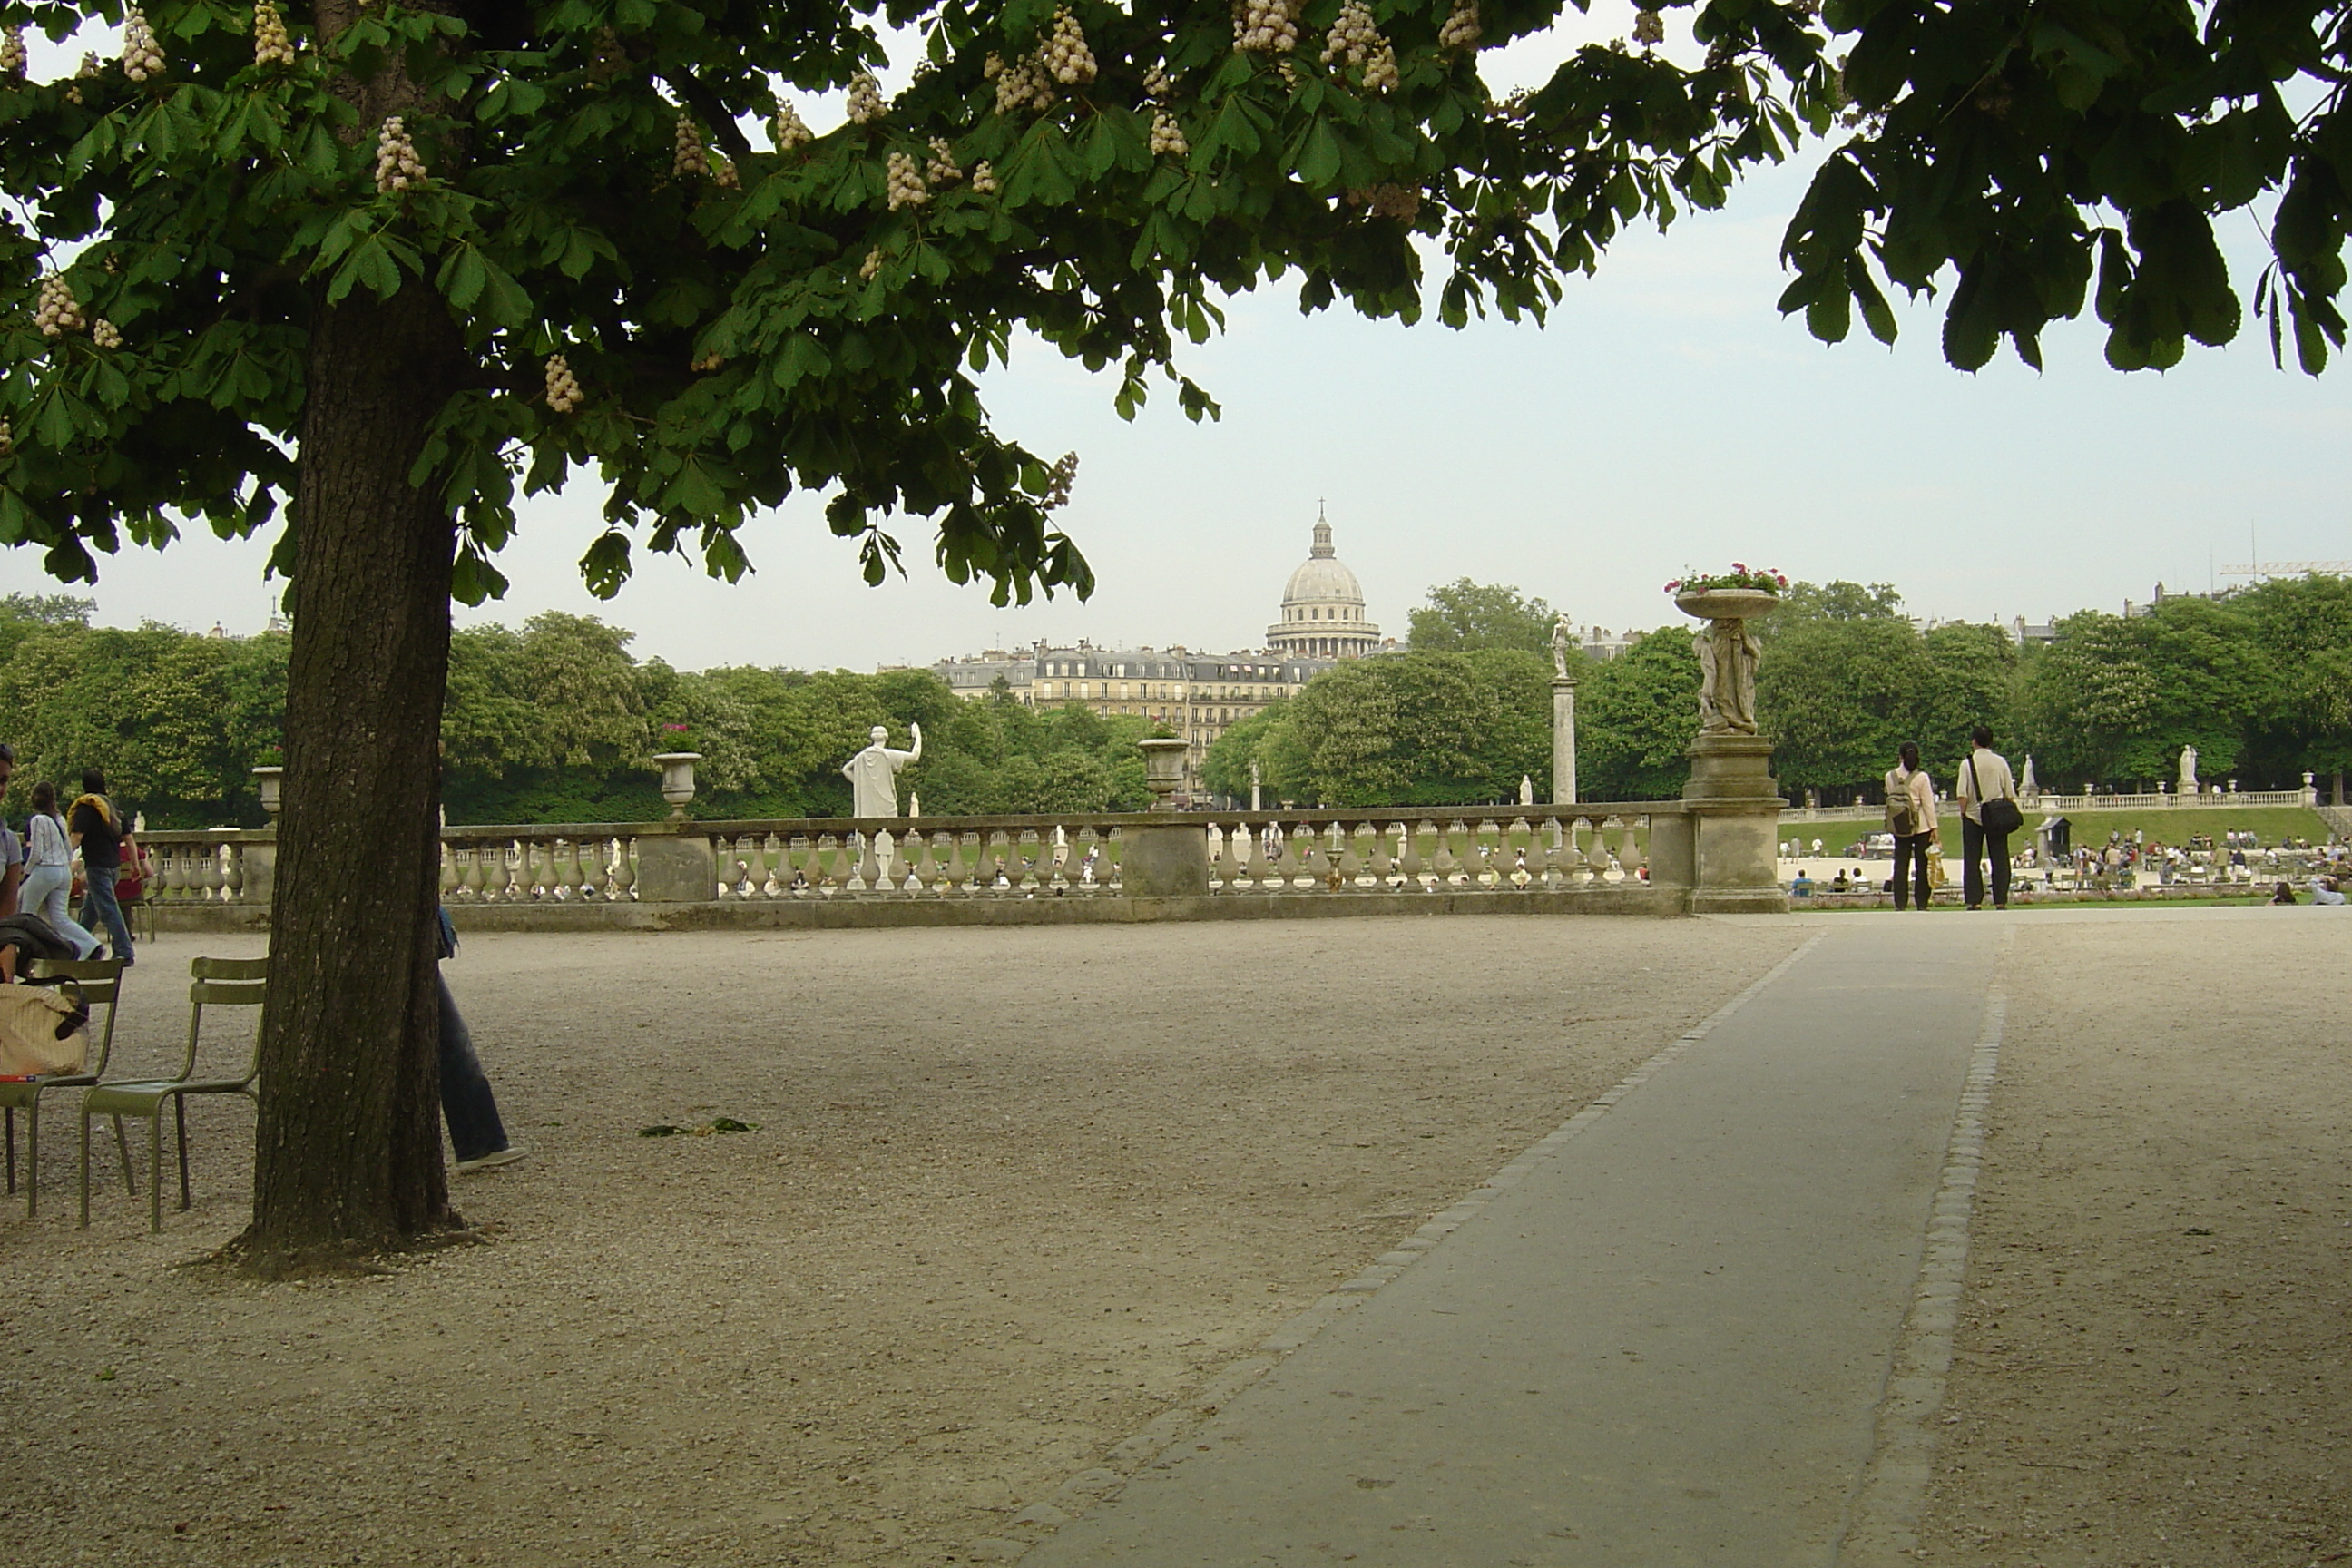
[[239, 280, 466, 1264]]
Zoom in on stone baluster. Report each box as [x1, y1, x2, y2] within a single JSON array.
[[1366, 822, 1394, 888], [1297, 820, 1329, 888], [1623, 816, 1650, 883], [200, 842, 226, 903], [1340, 823, 1371, 890], [1215, 820, 1245, 892], [609, 838, 638, 901], [1015, 830, 1044, 896], [1559, 816, 1589, 885], [221, 841, 246, 903], [851, 830, 879, 893], [1430, 820, 1463, 888], [1601, 818, 1629, 883], [551, 837, 580, 899]]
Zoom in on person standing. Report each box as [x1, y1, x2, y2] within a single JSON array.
[[68, 769, 134, 965], [1884, 740, 1939, 911], [0, 743, 20, 919], [436, 906, 525, 1172], [1955, 726, 2020, 911], [21, 782, 99, 958]]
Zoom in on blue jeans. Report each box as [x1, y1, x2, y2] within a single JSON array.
[[436, 973, 510, 1162], [79, 866, 132, 964], [21, 864, 99, 956]]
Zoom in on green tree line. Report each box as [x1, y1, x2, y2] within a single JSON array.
[[0, 596, 1152, 827], [1206, 575, 2352, 807]]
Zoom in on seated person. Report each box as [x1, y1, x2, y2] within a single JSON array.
[[1829, 870, 1850, 893], [0, 912, 81, 984], [2270, 881, 2298, 905], [2310, 876, 2346, 906], [1790, 870, 1814, 897]]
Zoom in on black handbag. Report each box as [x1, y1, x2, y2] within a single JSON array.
[[1970, 757, 2024, 835]]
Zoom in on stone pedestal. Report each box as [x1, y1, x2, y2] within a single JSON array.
[[1122, 821, 1209, 898], [239, 831, 276, 909], [634, 827, 717, 902], [1682, 733, 1788, 914], [1551, 678, 1577, 805]]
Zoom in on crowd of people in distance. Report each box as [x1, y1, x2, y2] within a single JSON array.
[[0, 750, 142, 976]]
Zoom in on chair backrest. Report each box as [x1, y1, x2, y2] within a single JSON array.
[[24, 956, 126, 1076], [185, 956, 267, 1087]]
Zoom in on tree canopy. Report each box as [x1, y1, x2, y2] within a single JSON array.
[[1406, 577, 1557, 652]]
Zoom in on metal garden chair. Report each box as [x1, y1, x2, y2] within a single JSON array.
[[80, 956, 265, 1232], [1, 956, 130, 1218]]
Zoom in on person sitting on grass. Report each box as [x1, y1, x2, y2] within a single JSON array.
[[2309, 876, 2346, 906], [2271, 881, 2298, 906]]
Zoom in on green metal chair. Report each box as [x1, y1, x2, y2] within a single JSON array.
[[2, 957, 130, 1218], [80, 956, 265, 1232]]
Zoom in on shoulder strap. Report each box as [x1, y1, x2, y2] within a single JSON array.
[[1967, 755, 1981, 799]]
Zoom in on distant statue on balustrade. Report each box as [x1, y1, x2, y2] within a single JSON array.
[[843, 722, 922, 818], [1695, 617, 1763, 736], [2178, 745, 2199, 795], [1551, 614, 1574, 681]]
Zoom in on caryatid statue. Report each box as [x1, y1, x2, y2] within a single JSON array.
[[843, 722, 922, 817], [1695, 616, 1763, 735], [1551, 613, 1574, 680]]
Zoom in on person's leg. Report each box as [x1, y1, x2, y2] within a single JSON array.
[[1990, 832, 2012, 906], [1910, 835, 1933, 908], [436, 973, 512, 1164], [1892, 835, 1916, 909], [80, 867, 132, 963], [1962, 818, 1986, 908], [23, 866, 99, 957]]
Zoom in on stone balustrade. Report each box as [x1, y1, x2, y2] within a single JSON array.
[[134, 795, 1781, 929], [432, 804, 1684, 906]]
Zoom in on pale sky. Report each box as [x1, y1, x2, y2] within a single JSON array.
[[8, 11, 2348, 670]]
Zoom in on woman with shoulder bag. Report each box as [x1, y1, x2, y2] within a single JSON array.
[[1955, 726, 2023, 911], [1884, 742, 1939, 911]]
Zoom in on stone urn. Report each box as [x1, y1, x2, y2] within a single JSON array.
[[653, 752, 701, 818], [1138, 738, 1191, 809], [250, 765, 284, 818], [1672, 587, 1780, 623]]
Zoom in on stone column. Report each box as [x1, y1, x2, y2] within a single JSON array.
[[1552, 677, 1577, 805], [633, 823, 717, 902]]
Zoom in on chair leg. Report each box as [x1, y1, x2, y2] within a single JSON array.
[[175, 1097, 191, 1213], [113, 1114, 133, 1195], [5, 1104, 15, 1197], [23, 1098, 38, 1220], [149, 1112, 163, 1233], [78, 1108, 91, 1229]]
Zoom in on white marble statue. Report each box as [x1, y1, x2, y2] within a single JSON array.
[[1551, 613, 1574, 680], [2020, 754, 2038, 795], [2178, 745, 2199, 794], [1519, 774, 1534, 806], [1695, 616, 1764, 735], [843, 722, 922, 817]]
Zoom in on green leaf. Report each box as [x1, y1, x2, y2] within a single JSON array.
[[1294, 119, 1341, 188]]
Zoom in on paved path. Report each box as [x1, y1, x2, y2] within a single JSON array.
[[1026, 918, 2008, 1568]]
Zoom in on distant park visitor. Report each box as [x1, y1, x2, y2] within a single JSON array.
[[1885, 741, 1939, 913], [1955, 728, 2022, 912]]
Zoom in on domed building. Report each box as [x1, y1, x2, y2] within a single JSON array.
[[1268, 513, 1381, 660]]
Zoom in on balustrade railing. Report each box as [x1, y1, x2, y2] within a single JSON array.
[[141, 831, 257, 906], [439, 828, 641, 903], [1200, 808, 1653, 894], [422, 806, 1671, 905]]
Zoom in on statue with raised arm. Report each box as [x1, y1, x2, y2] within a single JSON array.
[[843, 722, 922, 817], [1551, 613, 1574, 680]]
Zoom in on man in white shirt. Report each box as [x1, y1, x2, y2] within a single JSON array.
[[1953, 725, 2019, 910]]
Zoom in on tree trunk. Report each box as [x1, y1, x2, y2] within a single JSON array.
[[239, 281, 465, 1266]]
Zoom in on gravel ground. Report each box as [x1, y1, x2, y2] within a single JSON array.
[[1913, 909, 2352, 1567], [0, 917, 1807, 1568]]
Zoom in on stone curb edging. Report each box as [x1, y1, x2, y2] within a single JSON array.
[[1834, 953, 2011, 1567], [956, 928, 1832, 1564]]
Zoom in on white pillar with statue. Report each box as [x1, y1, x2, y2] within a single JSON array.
[[1551, 613, 1578, 805]]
